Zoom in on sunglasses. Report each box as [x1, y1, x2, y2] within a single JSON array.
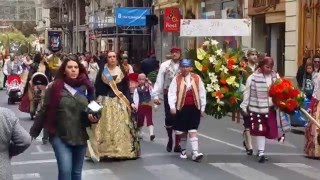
[[314, 61, 320, 63]]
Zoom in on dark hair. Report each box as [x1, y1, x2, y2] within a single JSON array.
[[257, 56, 274, 69], [313, 55, 320, 60], [55, 55, 87, 80], [33, 53, 42, 64], [305, 61, 314, 69], [91, 55, 99, 62]]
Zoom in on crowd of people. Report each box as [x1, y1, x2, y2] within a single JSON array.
[[1, 46, 320, 180]]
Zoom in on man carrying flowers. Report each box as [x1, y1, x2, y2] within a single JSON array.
[[152, 47, 182, 153], [241, 48, 258, 155]]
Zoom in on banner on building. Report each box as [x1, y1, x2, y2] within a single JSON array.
[[164, 7, 180, 32], [115, 8, 151, 26], [180, 19, 251, 37], [47, 30, 62, 52]]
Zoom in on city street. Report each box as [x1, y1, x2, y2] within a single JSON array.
[[2, 90, 319, 180]]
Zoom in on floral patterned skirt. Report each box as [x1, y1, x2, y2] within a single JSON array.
[[304, 100, 320, 158], [86, 96, 140, 161]]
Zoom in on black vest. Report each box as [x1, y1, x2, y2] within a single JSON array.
[[137, 85, 151, 104]]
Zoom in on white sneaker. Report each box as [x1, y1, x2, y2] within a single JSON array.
[[192, 152, 204, 162], [180, 150, 187, 159]]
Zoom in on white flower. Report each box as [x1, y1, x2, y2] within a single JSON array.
[[203, 41, 210, 46], [211, 39, 219, 46], [216, 49, 223, 56], [209, 56, 217, 64], [209, 73, 218, 83], [219, 65, 229, 74], [217, 99, 224, 105], [206, 84, 214, 92], [213, 83, 220, 91]]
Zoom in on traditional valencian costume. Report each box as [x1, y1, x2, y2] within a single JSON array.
[[133, 75, 155, 141], [168, 59, 206, 162], [87, 65, 140, 161], [240, 69, 279, 163], [305, 75, 320, 158], [152, 47, 182, 152]]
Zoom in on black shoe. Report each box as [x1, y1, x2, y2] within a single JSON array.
[[243, 141, 253, 155], [174, 145, 182, 153], [42, 139, 48, 145], [150, 135, 155, 141], [166, 140, 173, 152], [258, 155, 266, 163]]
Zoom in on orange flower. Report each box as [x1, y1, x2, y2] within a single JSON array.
[[220, 86, 229, 93], [202, 66, 208, 72], [216, 91, 223, 99], [220, 78, 227, 84], [281, 79, 292, 89], [230, 97, 237, 104], [240, 61, 246, 68]]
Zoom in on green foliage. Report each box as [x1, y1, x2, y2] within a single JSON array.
[[147, 71, 158, 84]]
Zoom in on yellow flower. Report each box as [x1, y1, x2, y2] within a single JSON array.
[[226, 76, 236, 85], [195, 61, 203, 71], [197, 48, 206, 60]]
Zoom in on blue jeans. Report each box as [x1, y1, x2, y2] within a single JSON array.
[[50, 136, 87, 180]]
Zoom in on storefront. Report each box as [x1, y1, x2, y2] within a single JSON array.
[[248, 0, 286, 75], [298, 0, 320, 64]]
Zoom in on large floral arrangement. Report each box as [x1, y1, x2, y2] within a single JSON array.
[[188, 39, 248, 119], [269, 78, 304, 114]]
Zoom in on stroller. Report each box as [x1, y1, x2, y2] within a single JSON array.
[[6, 75, 23, 104], [30, 72, 49, 120]]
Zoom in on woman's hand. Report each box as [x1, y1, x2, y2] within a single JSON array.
[[88, 114, 99, 123], [131, 103, 137, 111]]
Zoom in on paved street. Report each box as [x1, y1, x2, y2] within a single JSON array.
[[2, 90, 320, 180]]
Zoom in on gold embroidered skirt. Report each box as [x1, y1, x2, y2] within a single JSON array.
[[87, 96, 140, 161]]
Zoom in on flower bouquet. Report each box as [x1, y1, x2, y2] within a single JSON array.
[[187, 38, 248, 119], [269, 78, 304, 114]]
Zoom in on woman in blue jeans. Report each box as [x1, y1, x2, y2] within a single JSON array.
[[30, 54, 98, 180]]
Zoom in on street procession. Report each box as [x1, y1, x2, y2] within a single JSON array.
[[0, 0, 320, 180]]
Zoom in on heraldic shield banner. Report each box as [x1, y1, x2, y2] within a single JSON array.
[[48, 31, 62, 52]]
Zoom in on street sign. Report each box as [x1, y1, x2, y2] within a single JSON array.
[[115, 8, 151, 26]]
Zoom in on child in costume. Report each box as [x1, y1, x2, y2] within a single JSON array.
[[168, 59, 206, 162], [133, 73, 155, 141]]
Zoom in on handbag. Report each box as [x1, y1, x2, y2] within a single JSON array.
[[19, 94, 30, 113]]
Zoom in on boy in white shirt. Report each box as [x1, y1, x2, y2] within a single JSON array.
[[168, 59, 206, 162]]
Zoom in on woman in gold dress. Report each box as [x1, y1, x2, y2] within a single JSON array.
[[87, 51, 140, 161]]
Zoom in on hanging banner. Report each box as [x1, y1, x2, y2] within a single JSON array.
[[164, 7, 180, 32], [115, 8, 151, 26], [180, 19, 251, 37], [47, 30, 62, 52]]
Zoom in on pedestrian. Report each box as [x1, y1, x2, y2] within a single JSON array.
[[313, 55, 320, 73], [152, 46, 182, 153], [301, 62, 315, 100], [168, 59, 206, 162], [241, 48, 258, 155], [240, 56, 279, 163], [30, 54, 96, 180], [0, 107, 31, 180], [133, 73, 155, 141], [121, 54, 134, 74], [87, 55, 99, 83], [305, 65, 320, 158], [86, 51, 140, 161], [0, 53, 5, 90], [47, 52, 61, 79], [3, 55, 23, 76], [24, 53, 51, 143], [297, 57, 313, 88]]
